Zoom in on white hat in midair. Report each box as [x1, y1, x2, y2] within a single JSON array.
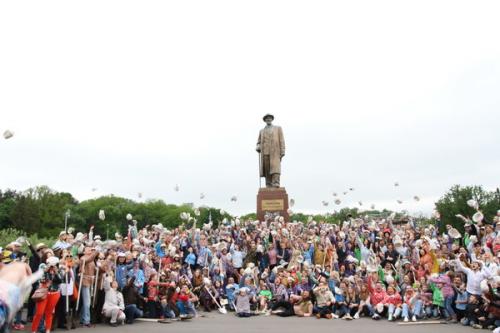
[[3, 130, 14, 139]]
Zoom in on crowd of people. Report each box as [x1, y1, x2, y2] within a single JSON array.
[[1, 209, 500, 333]]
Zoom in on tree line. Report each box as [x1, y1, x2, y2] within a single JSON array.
[[0, 185, 498, 240]]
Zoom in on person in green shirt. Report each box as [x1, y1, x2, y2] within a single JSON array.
[[257, 279, 273, 314], [428, 279, 445, 317]]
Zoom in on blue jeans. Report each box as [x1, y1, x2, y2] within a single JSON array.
[[13, 311, 22, 324], [335, 304, 350, 317], [444, 296, 455, 318], [402, 300, 422, 318], [124, 304, 143, 323], [161, 304, 175, 319], [387, 304, 401, 318], [361, 303, 374, 316], [176, 301, 196, 316], [80, 286, 91, 325], [425, 305, 439, 318]]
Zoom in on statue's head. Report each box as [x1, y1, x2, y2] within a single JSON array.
[[263, 114, 274, 125]]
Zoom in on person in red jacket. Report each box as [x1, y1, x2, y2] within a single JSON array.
[[367, 273, 387, 320], [145, 273, 169, 318], [176, 285, 198, 318], [383, 286, 402, 321]]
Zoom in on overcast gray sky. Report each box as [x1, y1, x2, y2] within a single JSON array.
[[1, 1, 499, 216]]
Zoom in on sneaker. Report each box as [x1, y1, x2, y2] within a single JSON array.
[[403, 317, 409, 322], [411, 315, 417, 322], [344, 314, 352, 320], [325, 314, 333, 319], [472, 324, 482, 329], [388, 314, 393, 321], [353, 313, 359, 319], [11, 323, 24, 330], [372, 314, 380, 320], [109, 322, 118, 327]]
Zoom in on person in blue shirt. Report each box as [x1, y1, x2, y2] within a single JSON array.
[[303, 241, 314, 266], [333, 281, 348, 318], [184, 247, 196, 269], [128, 260, 145, 294], [197, 246, 212, 268], [225, 277, 239, 310], [155, 242, 166, 258], [115, 253, 134, 290]]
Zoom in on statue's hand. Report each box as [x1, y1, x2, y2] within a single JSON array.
[[280, 154, 285, 160], [256, 145, 261, 153]]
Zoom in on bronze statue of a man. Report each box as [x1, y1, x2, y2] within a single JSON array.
[[256, 114, 285, 188]]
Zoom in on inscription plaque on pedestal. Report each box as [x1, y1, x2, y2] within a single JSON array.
[[257, 187, 289, 222]]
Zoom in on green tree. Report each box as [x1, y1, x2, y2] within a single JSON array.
[[0, 189, 17, 229], [435, 185, 499, 232]]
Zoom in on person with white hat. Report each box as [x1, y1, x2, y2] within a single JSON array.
[[31, 256, 64, 333], [102, 274, 126, 326], [78, 237, 99, 327], [312, 276, 335, 319], [235, 287, 255, 317], [115, 252, 133, 290], [52, 232, 71, 251]]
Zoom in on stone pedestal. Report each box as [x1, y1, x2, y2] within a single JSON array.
[[257, 187, 289, 222]]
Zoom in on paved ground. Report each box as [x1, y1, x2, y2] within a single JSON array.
[[65, 313, 479, 333]]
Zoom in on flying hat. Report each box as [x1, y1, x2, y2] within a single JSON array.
[[467, 199, 479, 210], [262, 114, 274, 121], [448, 228, 461, 239], [472, 211, 484, 223], [3, 130, 14, 139], [75, 232, 84, 242]]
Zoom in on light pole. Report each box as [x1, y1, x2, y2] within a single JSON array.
[[64, 210, 71, 233]]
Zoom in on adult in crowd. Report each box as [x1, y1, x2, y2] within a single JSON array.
[[0, 208, 499, 331]]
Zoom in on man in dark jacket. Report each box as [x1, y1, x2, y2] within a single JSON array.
[[26, 241, 47, 321], [122, 277, 144, 324]]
